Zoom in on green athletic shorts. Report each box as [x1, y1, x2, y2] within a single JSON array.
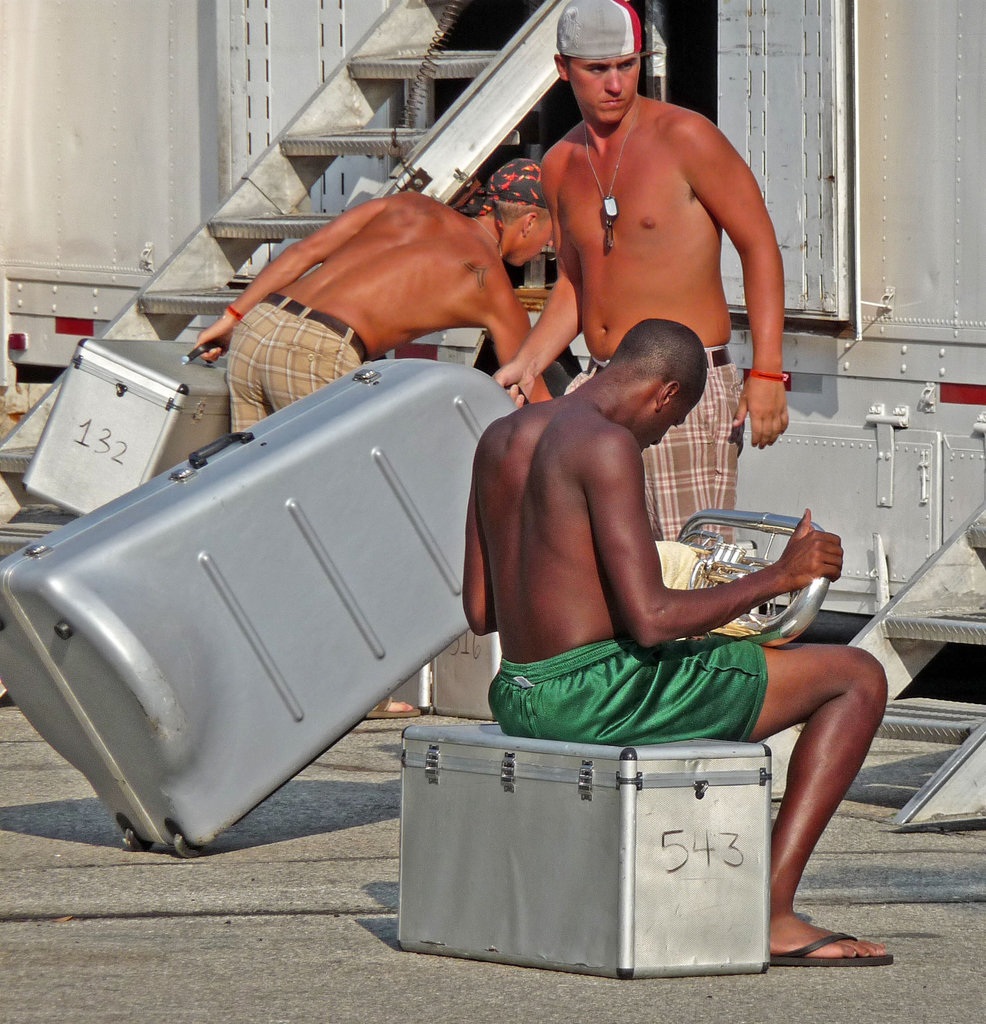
[[488, 635, 769, 746]]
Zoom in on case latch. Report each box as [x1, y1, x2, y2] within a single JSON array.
[[500, 751, 517, 792], [424, 744, 440, 784], [693, 780, 710, 800], [578, 759, 594, 800], [353, 368, 382, 386]]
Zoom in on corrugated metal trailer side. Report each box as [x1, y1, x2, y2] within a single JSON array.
[[724, 0, 986, 614]]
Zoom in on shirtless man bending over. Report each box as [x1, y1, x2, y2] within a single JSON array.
[[495, 0, 788, 541], [465, 317, 891, 967], [196, 159, 554, 430]]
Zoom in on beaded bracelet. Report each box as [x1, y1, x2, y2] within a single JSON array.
[[748, 368, 789, 383], [225, 304, 244, 322]]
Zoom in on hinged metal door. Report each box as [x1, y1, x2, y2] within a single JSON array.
[[737, 421, 941, 599], [718, 0, 858, 329]]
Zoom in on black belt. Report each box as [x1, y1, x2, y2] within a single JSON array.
[[707, 346, 732, 367], [267, 293, 367, 362]]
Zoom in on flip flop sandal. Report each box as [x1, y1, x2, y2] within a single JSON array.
[[770, 932, 894, 967], [366, 700, 421, 719]]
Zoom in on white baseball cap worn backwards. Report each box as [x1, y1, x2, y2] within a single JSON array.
[[556, 0, 643, 61]]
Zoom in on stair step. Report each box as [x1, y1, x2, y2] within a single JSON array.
[[883, 612, 986, 644], [349, 50, 496, 80], [965, 523, 986, 548], [0, 523, 61, 557], [139, 291, 240, 317], [0, 446, 36, 475], [878, 697, 986, 744], [280, 129, 425, 159], [0, 506, 77, 557], [209, 215, 336, 240]]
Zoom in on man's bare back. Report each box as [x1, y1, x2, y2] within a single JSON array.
[[282, 193, 535, 358], [198, 187, 551, 365], [468, 318, 829, 663]]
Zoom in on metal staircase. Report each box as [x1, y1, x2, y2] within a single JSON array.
[[0, 0, 565, 551], [102, 0, 564, 341], [853, 500, 986, 827]]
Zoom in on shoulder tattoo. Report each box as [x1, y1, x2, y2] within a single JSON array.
[[463, 260, 488, 289]]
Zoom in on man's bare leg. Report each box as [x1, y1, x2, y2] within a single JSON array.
[[749, 643, 889, 961]]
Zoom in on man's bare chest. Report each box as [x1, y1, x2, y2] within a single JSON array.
[[558, 156, 708, 252]]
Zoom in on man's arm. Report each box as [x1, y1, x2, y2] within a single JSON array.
[[463, 474, 497, 635], [674, 114, 789, 448], [493, 150, 581, 398], [479, 274, 553, 403], [493, 275, 580, 399], [585, 432, 838, 644], [195, 197, 388, 356]]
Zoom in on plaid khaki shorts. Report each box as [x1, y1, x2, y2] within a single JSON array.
[[226, 300, 365, 431], [566, 352, 743, 541]]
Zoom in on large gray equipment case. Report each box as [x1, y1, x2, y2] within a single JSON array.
[[399, 723, 771, 978], [0, 360, 513, 855]]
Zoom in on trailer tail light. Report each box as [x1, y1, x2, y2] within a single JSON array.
[[55, 317, 94, 336], [7, 332, 28, 351], [940, 383, 986, 405]]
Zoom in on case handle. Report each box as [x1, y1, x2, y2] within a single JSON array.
[[187, 431, 254, 469]]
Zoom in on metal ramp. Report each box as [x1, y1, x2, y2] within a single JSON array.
[[853, 500, 986, 827]]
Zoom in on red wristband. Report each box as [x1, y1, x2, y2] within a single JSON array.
[[748, 368, 789, 383], [225, 304, 244, 322]]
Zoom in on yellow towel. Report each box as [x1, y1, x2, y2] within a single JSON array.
[[656, 542, 758, 639]]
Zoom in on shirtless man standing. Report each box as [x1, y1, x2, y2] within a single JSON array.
[[195, 159, 554, 430], [495, 0, 788, 540], [465, 317, 891, 967]]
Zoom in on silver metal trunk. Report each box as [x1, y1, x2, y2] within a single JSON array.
[[399, 723, 771, 978]]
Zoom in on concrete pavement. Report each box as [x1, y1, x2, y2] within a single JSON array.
[[2, 701, 985, 1024]]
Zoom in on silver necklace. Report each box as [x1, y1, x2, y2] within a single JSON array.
[[583, 103, 639, 250], [476, 217, 502, 256]]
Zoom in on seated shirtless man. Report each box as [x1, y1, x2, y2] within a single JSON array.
[[463, 317, 892, 967], [195, 159, 554, 430]]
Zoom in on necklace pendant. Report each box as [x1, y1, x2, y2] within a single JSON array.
[[604, 219, 615, 250], [603, 194, 619, 220]]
